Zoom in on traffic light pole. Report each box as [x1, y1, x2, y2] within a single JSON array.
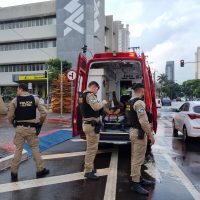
[[180, 60, 200, 67], [47, 69, 49, 110], [60, 61, 64, 118]]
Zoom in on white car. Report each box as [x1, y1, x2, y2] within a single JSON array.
[[156, 98, 162, 108], [172, 101, 200, 141]]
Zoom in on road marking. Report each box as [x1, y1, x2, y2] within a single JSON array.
[[42, 149, 114, 160], [164, 154, 200, 200], [0, 168, 109, 194], [154, 144, 200, 199], [0, 150, 28, 171], [71, 138, 85, 142], [103, 149, 118, 200]]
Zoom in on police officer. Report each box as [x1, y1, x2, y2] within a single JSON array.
[[7, 83, 49, 182], [79, 81, 107, 180], [126, 83, 155, 195]]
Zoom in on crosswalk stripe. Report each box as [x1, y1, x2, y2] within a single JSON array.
[[103, 149, 118, 200], [41, 149, 114, 160], [0, 168, 110, 194]]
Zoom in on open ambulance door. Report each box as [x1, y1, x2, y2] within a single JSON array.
[[147, 67, 157, 133], [72, 54, 89, 137], [141, 53, 151, 111]]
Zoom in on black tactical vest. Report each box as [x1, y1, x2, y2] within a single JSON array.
[[79, 91, 100, 118], [126, 97, 142, 128], [15, 95, 36, 121]]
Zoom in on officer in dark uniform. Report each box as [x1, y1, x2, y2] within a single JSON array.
[[126, 83, 155, 195], [79, 81, 107, 180], [7, 83, 49, 182]]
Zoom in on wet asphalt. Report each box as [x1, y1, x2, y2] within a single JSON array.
[[0, 102, 200, 200]]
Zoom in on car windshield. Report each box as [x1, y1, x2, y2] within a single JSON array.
[[193, 106, 200, 113]]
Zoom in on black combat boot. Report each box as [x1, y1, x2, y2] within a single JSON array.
[[92, 168, 97, 173], [36, 168, 50, 178], [141, 178, 155, 186], [131, 182, 149, 195], [11, 172, 18, 182], [84, 171, 99, 180]]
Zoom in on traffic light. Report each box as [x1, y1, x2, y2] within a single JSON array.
[[44, 71, 47, 78], [180, 60, 184, 67]]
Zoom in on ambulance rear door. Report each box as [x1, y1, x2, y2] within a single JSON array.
[[72, 54, 89, 137], [147, 67, 157, 133]]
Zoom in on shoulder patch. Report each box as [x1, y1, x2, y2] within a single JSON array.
[[137, 107, 144, 113], [87, 93, 98, 104]]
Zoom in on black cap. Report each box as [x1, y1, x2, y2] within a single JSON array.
[[132, 83, 144, 90]]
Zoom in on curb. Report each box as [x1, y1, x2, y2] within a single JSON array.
[[0, 149, 28, 171]]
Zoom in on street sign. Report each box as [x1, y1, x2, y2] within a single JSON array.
[[19, 75, 47, 81], [67, 70, 77, 81]]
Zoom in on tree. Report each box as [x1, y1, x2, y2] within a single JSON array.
[[157, 73, 168, 85], [45, 58, 72, 81], [157, 73, 168, 97], [182, 79, 200, 99], [162, 80, 181, 99]]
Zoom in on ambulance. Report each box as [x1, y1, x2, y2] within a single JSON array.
[[72, 51, 157, 144]]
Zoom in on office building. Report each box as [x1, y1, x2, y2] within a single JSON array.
[[0, 0, 130, 96], [195, 47, 200, 79], [165, 61, 174, 81]]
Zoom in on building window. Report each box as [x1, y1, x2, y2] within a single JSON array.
[[0, 63, 46, 73], [0, 16, 56, 30], [0, 39, 56, 51]]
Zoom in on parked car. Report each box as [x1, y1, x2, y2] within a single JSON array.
[[156, 98, 162, 108], [161, 97, 171, 106], [176, 97, 182, 101], [172, 101, 200, 141]]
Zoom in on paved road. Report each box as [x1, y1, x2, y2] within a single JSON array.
[[0, 102, 200, 200]]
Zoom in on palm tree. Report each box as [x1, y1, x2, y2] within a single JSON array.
[[157, 73, 168, 97], [157, 73, 168, 85]]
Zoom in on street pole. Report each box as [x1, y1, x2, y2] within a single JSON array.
[[60, 61, 63, 118], [46, 68, 49, 110]]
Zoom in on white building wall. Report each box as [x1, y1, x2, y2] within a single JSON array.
[[0, 1, 57, 89], [196, 47, 200, 79], [0, 48, 56, 65], [0, 1, 55, 21], [0, 25, 56, 43]]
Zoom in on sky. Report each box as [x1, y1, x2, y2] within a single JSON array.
[[105, 0, 200, 83], [0, 0, 199, 83]]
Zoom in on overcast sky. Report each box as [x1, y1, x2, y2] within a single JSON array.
[[1, 0, 199, 83], [106, 0, 200, 83]]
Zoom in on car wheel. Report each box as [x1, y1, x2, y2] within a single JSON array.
[[172, 120, 178, 137], [183, 126, 189, 142]]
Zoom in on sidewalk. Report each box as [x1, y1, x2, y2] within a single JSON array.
[[0, 111, 72, 171]]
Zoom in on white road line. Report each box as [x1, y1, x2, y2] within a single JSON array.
[[0, 168, 110, 194], [164, 154, 200, 200], [41, 149, 114, 160], [103, 149, 118, 200], [71, 138, 85, 142], [0, 150, 28, 171]]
